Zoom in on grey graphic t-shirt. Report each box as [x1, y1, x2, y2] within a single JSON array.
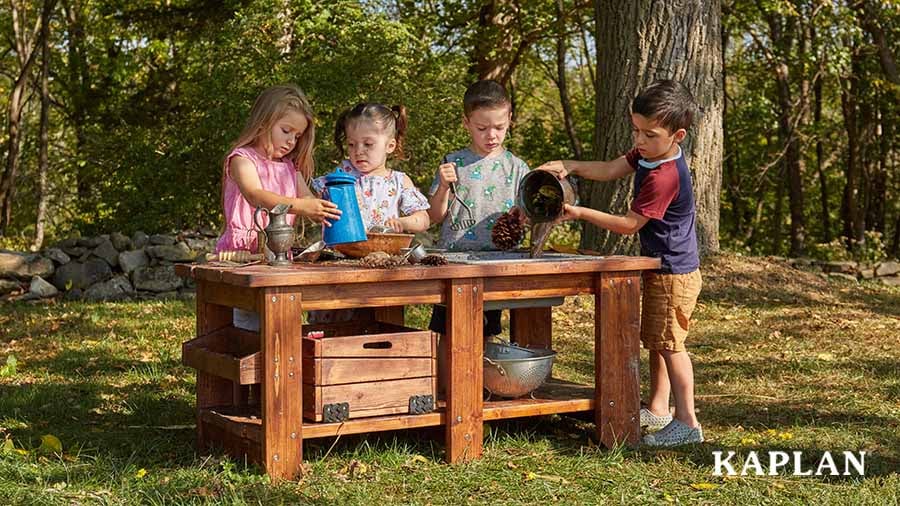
[[429, 148, 530, 251]]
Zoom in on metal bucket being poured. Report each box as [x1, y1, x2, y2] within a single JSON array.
[[517, 170, 577, 223]]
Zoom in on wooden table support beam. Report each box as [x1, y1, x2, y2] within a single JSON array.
[[595, 271, 641, 448], [445, 277, 484, 462], [259, 287, 304, 481]]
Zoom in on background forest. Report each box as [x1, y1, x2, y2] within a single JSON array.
[[1, 0, 898, 262]]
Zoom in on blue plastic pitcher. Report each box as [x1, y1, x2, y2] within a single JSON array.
[[322, 168, 367, 245]]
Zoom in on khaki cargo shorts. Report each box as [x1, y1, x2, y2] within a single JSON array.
[[641, 269, 702, 352]]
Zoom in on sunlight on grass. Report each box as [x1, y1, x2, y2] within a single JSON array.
[[1, 253, 898, 504]]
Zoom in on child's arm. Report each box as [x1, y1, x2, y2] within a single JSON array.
[[388, 210, 429, 233], [560, 204, 649, 236], [387, 174, 431, 233], [536, 155, 634, 182], [231, 156, 341, 224], [427, 162, 458, 224]]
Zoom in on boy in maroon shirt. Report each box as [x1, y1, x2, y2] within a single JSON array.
[[537, 80, 703, 446]]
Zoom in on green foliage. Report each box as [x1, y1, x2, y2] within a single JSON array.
[[807, 231, 891, 264], [0, 356, 15, 378]]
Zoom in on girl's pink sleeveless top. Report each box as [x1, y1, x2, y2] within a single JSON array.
[[216, 146, 298, 253]]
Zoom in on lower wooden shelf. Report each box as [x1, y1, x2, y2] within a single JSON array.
[[199, 379, 595, 447]]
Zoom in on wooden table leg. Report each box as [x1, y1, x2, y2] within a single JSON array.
[[445, 278, 484, 462], [195, 280, 233, 451], [510, 307, 552, 349], [595, 271, 641, 448], [259, 287, 303, 481]]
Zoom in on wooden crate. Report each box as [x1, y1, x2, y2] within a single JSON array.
[[301, 321, 437, 422]]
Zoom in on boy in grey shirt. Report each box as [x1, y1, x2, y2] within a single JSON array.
[[427, 79, 530, 336]]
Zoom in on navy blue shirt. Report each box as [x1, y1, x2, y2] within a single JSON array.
[[626, 147, 700, 274]]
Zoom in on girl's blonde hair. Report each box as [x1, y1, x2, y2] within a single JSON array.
[[226, 84, 316, 183]]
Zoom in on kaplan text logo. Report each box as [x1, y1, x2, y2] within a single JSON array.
[[712, 451, 866, 476]]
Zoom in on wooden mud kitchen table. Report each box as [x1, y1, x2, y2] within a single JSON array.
[[176, 253, 660, 481]]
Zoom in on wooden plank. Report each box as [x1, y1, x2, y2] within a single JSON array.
[[303, 376, 435, 422], [445, 277, 483, 463], [509, 307, 553, 349], [301, 323, 433, 358], [203, 281, 257, 312], [195, 280, 235, 451], [484, 274, 593, 300], [595, 272, 641, 448], [374, 306, 405, 325], [259, 287, 304, 481], [483, 379, 594, 420], [303, 412, 444, 439], [202, 380, 594, 440], [289, 280, 443, 310], [302, 357, 434, 385], [181, 256, 662, 287]]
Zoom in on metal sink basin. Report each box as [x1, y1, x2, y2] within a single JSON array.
[[442, 251, 600, 264]]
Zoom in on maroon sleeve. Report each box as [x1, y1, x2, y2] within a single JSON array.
[[631, 162, 680, 220], [624, 148, 641, 169]]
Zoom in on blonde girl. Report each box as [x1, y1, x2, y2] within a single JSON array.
[[216, 84, 341, 254]]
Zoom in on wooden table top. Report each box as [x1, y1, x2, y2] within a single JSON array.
[[175, 254, 661, 287]]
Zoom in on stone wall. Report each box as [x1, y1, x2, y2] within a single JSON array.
[[771, 257, 900, 286], [0, 229, 219, 302]]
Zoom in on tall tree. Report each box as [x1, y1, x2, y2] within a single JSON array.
[[32, 0, 56, 251], [587, 0, 723, 255], [0, 0, 41, 234]]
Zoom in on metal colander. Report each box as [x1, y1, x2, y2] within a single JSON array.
[[483, 340, 556, 398]]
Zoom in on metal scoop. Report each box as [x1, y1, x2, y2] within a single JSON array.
[[295, 240, 325, 262], [449, 182, 475, 231]]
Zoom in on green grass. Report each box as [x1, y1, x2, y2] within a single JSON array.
[[1, 253, 898, 504]]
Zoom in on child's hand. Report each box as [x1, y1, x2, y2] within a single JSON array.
[[297, 198, 342, 226], [535, 160, 568, 179], [559, 204, 582, 222], [436, 162, 458, 189], [385, 218, 404, 233]]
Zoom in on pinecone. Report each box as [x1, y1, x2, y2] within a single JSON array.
[[421, 254, 449, 266], [360, 251, 406, 269], [492, 209, 527, 250]]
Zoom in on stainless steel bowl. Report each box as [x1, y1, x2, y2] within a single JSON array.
[[483, 341, 556, 398]]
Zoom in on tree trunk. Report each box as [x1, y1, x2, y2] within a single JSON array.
[[589, 0, 722, 255], [471, 1, 517, 84], [853, 0, 900, 86], [772, 164, 786, 255], [767, 13, 806, 256], [0, 2, 42, 234], [840, 45, 865, 251], [555, 0, 583, 160], [33, 0, 56, 251], [812, 27, 831, 244], [63, 0, 91, 204]]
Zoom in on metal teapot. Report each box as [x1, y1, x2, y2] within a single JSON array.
[[254, 203, 294, 266]]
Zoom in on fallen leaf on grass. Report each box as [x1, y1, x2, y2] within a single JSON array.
[[39, 434, 62, 454], [690, 482, 718, 491], [523, 471, 569, 484]]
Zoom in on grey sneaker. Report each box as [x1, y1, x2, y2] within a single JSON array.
[[642, 419, 704, 446], [640, 408, 673, 432]]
